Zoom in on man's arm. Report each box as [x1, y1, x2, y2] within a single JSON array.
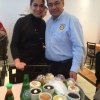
[[69, 16, 85, 80]]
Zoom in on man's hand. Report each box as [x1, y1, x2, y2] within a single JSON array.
[[69, 71, 77, 81], [14, 58, 26, 70]]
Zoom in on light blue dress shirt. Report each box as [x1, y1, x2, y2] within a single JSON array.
[[45, 11, 85, 73]]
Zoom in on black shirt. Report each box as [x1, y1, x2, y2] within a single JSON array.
[[10, 14, 46, 64]]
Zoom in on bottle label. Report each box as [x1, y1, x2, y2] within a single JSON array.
[[23, 90, 30, 97], [22, 89, 30, 99]]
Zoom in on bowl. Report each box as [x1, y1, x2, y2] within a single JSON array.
[[45, 73, 54, 82], [56, 74, 65, 81], [67, 78, 76, 87], [30, 87, 42, 100], [30, 80, 41, 88], [39, 92, 52, 100], [68, 85, 80, 93], [53, 95, 66, 100], [67, 92, 80, 100], [43, 84, 54, 95], [36, 75, 46, 85]]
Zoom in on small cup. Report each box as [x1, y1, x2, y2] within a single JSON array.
[[43, 84, 54, 95], [30, 80, 41, 88], [67, 92, 80, 100], [56, 74, 65, 81], [53, 95, 66, 100], [39, 92, 52, 100], [68, 85, 80, 93], [30, 87, 42, 100], [67, 78, 76, 87]]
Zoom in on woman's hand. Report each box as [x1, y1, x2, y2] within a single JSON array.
[[14, 58, 26, 70]]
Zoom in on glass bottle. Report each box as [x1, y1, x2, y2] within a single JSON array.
[[5, 83, 14, 100], [20, 74, 31, 100]]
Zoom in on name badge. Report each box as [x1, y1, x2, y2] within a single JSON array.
[[59, 24, 65, 30]]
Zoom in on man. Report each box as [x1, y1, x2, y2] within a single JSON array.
[[95, 51, 100, 89], [45, 0, 85, 80]]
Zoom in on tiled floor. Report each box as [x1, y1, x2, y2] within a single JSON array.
[[77, 74, 96, 100], [78, 64, 96, 100], [79, 67, 96, 85]]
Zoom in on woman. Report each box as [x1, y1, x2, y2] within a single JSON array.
[[10, 0, 46, 81]]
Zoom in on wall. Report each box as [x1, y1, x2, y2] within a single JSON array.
[[0, 0, 100, 63], [65, 0, 100, 44]]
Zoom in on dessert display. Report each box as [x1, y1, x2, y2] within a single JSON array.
[[67, 92, 80, 100], [53, 95, 66, 100], [67, 78, 76, 87], [44, 85, 54, 90], [47, 77, 68, 96], [30, 88, 42, 100], [39, 92, 52, 100], [29, 73, 84, 100], [68, 85, 80, 93], [56, 74, 65, 81], [30, 80, 41, 88], [36, 75, 46, 85], [31, 88, 42, 94], [66, 78, 80, 93], [43, 84, 54, 95], [45, 73, 54, 82]]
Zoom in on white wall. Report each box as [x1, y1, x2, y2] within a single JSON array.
[[65, 0, 100, 44], [0, 0, 100, 63]]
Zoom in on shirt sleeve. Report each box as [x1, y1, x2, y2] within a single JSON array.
[[10, 18, 23, 59], [69, 16, 85, 73]]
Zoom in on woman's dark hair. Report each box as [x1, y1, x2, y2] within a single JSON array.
[[30, 0, 45, 6]]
